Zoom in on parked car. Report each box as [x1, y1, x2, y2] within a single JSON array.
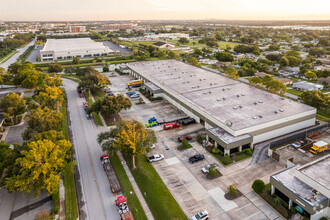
[[201, 163, 218, 174], [128, 91, 136, 96], [178, 135, 192, 142], [148, 154, 164, 163], [189, 154, 205, 163], [145, 120, 158, 127], [182, 118, 196, 126], [292, 142, 301, 148], [191, 210, 209, 220], [130, 94, 140, 98]]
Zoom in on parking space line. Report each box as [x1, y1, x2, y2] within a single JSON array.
[[243, 211, 261, 220], [187, 204, 201, 210], [234, 203, 251, 212]]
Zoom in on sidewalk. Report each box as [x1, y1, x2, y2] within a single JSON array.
[[117, 151, 155, 220]]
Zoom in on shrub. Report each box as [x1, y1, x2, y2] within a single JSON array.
[[178, 139, 192, 150], [228, 184, 237, 195], [319, 217, 327, 220], [220, 155, 233, 165], [208, 165, 218, 177], [212, 147, 221, 154], [196, 135, 204, 144], [235, 155, 250, 161], [103, 66, 109, 72], [244, 148, 253, 156], [273, 196, 281, 205], [252, 179, 265, 194]]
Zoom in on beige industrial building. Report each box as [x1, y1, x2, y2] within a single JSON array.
[[270, 155, 330, 220], [126, 60, 316, 154], [40, 38, 113, 61]]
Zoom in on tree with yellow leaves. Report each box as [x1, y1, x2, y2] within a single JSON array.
[[5, 139, 72, 195], [35, 86, 65, 110], [98, 119, 156, 169]]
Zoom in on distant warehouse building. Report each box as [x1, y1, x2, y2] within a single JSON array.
[[69, 26, 86, 33], [126, 60, 316, 154], [40, 38, 113, 61]]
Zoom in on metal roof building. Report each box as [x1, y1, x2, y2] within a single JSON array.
[[126, 60, 316, 154], [40, 38, 113, 61]]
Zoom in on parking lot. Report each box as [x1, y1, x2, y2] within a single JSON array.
[[106, 72, 286, 219]]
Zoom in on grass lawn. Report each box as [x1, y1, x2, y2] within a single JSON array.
[[124, 154, 187, 220], [61, 75, 81, 83], [63, 166, 78, 220], [286, 88, 303, 96], [61, 102, 78, 220], [92, 91, 105, 101], [317, 110, 330, 122], [110, 151, 147, 220], [169, 40, 238, 49]]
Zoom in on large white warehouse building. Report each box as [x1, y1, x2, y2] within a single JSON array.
[[126, 60, 317, 154], [40, 38, 113, 61]]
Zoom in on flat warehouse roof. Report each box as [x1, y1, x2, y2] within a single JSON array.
[[127, 60, 315, 131], [41, 38, 113, 53]]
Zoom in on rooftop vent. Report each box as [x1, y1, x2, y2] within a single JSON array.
[[279, 109, 284, 112], [226, 88, 230, 90], [199, 79, 202, 81], [223, 97, 226, 100], [253, 116, 258, 119], [254, 102, 257, 105], [222, 88, 225, 91], [275, 111, 278, 114], [233, 106, 238, 110], [258, 100, 263, 103], [203, 92, 208, 94], [239, 105, 243, 108], [210, 83, 213, 86], [259, 115, 263, 118], [209, 91, 212, 94], [192, 86, 195, 89], [237, 94, 240, 97], [217, 98, 221, 101], [225, 120, 233, 127]]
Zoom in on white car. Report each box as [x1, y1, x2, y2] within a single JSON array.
[[148, 154, 164, 163], [292, 142, 301, 148], [130, 94, 140, 98], [201, 163, 219, 174], [191, 210, 209, 220]]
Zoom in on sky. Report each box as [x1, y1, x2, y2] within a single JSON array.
[[1, 0, 330, 21]]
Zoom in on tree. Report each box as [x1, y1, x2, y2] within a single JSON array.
[[266, 53, 281, 62], [98, 119, 157, 169], [287, 56, 300, 67], [168, 51, 180, 60], [262, 75, 273, 85], [309, 47, 324, 57], [89, 94, 131, 116], [187, 57, 200, 67], [23, 107, 63, 140], [44, 73, 63, 87], [0, 141, 21, 185], [48, 64, 63, 73], [0, 92, 26, 124], [157, 51, 166, 59], [205, 41, 218, 48], [64, 67, 75, 75], [249, 76, 262, 86], [305, 71, 317, 80], [103, 66, 110, 72], [5, 139, 72, 195], [215, 52, 234, 62], [300, 90, 329, 112], [279, 57, 289, 67], [252, 179, 265, 194], [34, 86, 65, 110], [208, 165, 218, 177], [72, 57, 80, 64], [178, 37, 189, 44], [285, 50, 301, 60], [228, 184, 237, 195], [215, 32, 224, 41], [11, 62, 44, 88], [79, 71, 110, 93], [266, 80, 287, 96], [224, 67, 239, 79]]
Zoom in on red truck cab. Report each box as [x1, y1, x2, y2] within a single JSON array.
[[164, 123, 180, 130]]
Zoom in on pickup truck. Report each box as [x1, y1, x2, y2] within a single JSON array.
[[189, 154, 205, 163], [148, 154, 164, 163]]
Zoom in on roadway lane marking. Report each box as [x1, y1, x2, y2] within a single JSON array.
[[73, 88, 108, 220]]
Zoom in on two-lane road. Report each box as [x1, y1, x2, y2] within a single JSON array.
[[0, 39, 36, 70], [63, 78, 118, 220]]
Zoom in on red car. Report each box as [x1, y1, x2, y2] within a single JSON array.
[[164, 123, 180, 130], [178, 135, 192, 142]]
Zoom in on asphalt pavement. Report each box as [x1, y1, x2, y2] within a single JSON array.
[[0, 39, 36, 70], [63, 78, 118, 220]]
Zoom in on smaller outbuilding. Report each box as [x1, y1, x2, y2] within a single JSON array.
[[152, 41, 175, 49]]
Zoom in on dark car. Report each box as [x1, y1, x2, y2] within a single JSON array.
[[189, 154, 205, 163], [182, 118, 196, 126], [178, 135, 192, 142]]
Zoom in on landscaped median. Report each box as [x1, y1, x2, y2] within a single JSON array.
[[109, 151, 147, 220], [124, 154, 187, 220], [84, 91, 103, 126]]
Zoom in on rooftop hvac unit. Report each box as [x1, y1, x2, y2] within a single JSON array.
[[253, 116, 258, 119], [258, 100, 263, 103], [233, 106, 238, 109], [279, 109, 284, 112], [241, 94, 245, 96], [203, 92, 208, 94], [217, 98, 221, 101], [225, 120, 233, 127]]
